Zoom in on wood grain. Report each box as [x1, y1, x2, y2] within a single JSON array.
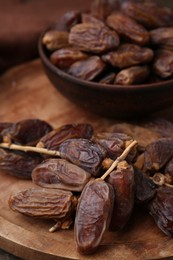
[[0, 59, 173, 259]]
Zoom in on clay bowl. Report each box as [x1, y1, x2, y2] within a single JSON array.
[[38, 32, 173, 119]]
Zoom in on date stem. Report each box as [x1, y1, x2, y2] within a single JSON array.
[[101, 140, 137, 180], [0, 143, 61, 157]]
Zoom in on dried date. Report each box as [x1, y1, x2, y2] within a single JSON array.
[[93, 132, 136, 161], [9, 188, 77, 219], [50, 48, 88, 70], [37, 123, 93, 151], [69, 23, 120, 54], [32, 159, 91, 192], [106, 12, 149, 46], [153, 49, 173, 79], [74, 179, 114, 254], [0, 148, 42, 179], [150, 27, 173, 47], [149, 186, 173, 237], [102, 43, 153, 69], [90, 0, 120, 21], [107, 161, 134, 230], [144, 138, 173, 172], [42, 30, 69, 51], [68, 56, 106, 81], [115, 65, 149, 85], [121, 0, 173, 29], [59, 138, 107, 177], [81, 13, 105, 26], [52, 10, 81, 32], [134, 167, 157, 204], [2, 118, 52, 146]]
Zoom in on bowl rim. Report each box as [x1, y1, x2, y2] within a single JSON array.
[[38, 28, 173, 92]]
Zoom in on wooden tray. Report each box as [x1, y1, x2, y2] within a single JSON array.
[[1, 60, 173, 260]]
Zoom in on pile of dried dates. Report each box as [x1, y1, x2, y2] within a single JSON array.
[[42, 0, 173, 85], [1, 118, 173, 255]]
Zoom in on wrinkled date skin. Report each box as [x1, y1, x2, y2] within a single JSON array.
[[50, 48, 88, 70], [90, 0, 120, 21], [37, 123, 93, 151], [93, 132, 136, 161], [69, 22, 120, 54], [150, 27, 173, 47], [153, 49, 173, 79], [81, 13, 105, 26], [102, 43, 153, 69], [134, 167, 157, 204], [0, 148, 42, 179], [106, 12, 149, 46], [59, 138, 107, 177], [68, 56, 106, 81], [32, 158, 91, 192], [42, 31, 69, 51], [52, 10, 81, 32], [107, 161, 134, 230], [149, 186, 173, 237], [74, 179, 114, 255], [2, 118, 52, 146], [144, 138, 173, 172], [115, 65, 149, 85], [9, 188, 77, 219], [121, 0, 173, 29]]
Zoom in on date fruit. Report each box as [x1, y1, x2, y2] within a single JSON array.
[[59, 138, 107, 177], [68, 56, 106, 81], [2, 118, 52, 146], [32, 159, 91, 192], [9, 188, 77, 219], [93, 132, 136, 161], [50, 48, 88, 70], [37, 123, 93, 151], [121, 0, 173, 29], [144, 138, 173, 172], [149, 186, 173, 237], [0, 149, 42, 179], [134, 167, 157, 204], [102, 43, 153, 69], [42, 30, 69, 51], [52, 10, 81, 32], [106, 12, 149, 46], [90, 0, 120, 21], [74, 179, 114, 254], [69, 22, 120, 54], [150, 27, 173, 47], [81, 13, 105, 26], [115, 65, 149, 85], [153, 49, 173, 79], [107, 161, 134, 230]]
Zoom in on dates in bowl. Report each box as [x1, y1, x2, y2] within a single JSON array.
[[38, 0, 173, 118]]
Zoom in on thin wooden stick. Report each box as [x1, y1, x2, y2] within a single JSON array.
[[0, 143, 60, 157], [101, 140, 137, 180]]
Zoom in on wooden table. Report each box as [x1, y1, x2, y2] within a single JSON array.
[[1, 59, 173, 260]]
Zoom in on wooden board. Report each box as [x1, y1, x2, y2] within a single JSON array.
[[1, 59, 173, 260]]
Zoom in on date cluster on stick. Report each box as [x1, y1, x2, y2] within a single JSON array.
[[42, 0, 173, 85], [0, 118, 173, 255]]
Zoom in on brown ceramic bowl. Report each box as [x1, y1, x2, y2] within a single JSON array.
[[38, 31, 173, 119]]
